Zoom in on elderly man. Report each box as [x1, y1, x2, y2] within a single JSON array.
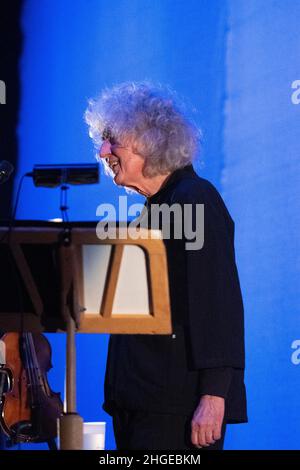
[[85, 82, 247, 450]]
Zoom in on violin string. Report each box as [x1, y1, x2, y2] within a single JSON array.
[[27, 333, 45, 439], [22, 334, 35, 407], [28, 334, 41, 389], [26, 334, 39, 406], [22, 333, 39, 439]]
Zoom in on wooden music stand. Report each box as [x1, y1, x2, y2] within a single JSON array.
[[0, 221, 172, 449]]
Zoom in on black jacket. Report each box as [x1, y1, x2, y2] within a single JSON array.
[[103, 165, 247, 423]]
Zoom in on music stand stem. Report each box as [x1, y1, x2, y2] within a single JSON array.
[[66, 317, 76, 413], [58, 317, 83, 450], [58, 199, 84, 450]]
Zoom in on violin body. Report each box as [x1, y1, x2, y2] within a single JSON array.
[[0, 332, 63, 443]]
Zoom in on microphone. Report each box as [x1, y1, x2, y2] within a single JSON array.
[[0, 160, 14, 184]]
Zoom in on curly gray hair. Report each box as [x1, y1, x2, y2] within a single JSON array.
[[84, 81, 201, 177]]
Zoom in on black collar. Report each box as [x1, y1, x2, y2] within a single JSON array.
[[147, 164, 195, 203]]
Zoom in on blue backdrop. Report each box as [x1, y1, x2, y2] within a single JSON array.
[[13, 0, 300, 450]]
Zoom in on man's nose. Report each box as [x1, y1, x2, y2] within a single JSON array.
[[99, 140, 112, 159]]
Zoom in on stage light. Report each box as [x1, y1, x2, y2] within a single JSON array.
[[28, 163, 99, 188]]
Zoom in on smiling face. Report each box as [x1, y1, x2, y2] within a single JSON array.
[[99, 140, 146, 190]]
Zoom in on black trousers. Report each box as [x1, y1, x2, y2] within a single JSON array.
[[112, 406, 226, 450]]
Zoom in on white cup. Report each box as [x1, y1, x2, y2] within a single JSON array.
[[83, 422, 106, 450]]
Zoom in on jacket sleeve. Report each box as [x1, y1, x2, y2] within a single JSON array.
[[198, 367, 233, 398], [183, 185, 245, 371]]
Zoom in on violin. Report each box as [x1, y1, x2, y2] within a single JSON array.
[[0, 332, 63, 443]]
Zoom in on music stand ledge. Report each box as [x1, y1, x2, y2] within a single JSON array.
[[0, 222, 172, 450]]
